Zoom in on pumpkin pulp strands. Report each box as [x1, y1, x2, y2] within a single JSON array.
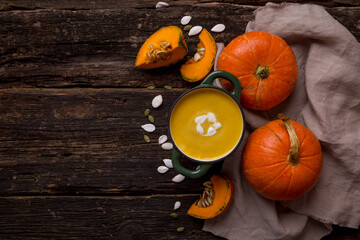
[[278, 113, 300, 166]]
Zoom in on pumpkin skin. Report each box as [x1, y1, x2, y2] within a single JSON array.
[[187, 175, 233, 219], [218, 31, 298, 110], [242, 115, 323, 201], [180, 28, 216, 82], [135, 26, 188, 69]]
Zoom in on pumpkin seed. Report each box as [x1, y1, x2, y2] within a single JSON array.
[[174, 201, 181, 210], [177, 227, 184, 232], [156, 50, 166, 56], [144, 135, 150, 143], [163, 158, 173, 168], [161, 142, 173, 150], [148, 115, 155, 123], [170, 213, 178, 218], [194, 52, 201, 62], [147, 85, 155, 90], [158, 135, 168, 145], [172, 174, 185, 183], [188, 26, 203, 36], [180, 16, 192, 25], [157, 166, 169, 174], [164, 85, 172, 89], [155, 1, 169, 8], [203, 198, 210, 207], [183, 25, 192, 32], [211, 24, 226, 33], [203, 181, 212, 188], [144, 109, 150, 117], [152, 95, 163, 108], [141, 123, 155, 132]]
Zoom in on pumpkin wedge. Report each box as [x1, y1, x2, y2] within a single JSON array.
[[135, 26, 188, 69], [180, 28, 216, 82], [187, 175, 233, 219]]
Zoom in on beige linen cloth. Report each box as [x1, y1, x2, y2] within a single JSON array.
[[204, 3, 360, 240]]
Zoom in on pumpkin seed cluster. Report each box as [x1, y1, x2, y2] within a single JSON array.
[[195, 181, 214, 208], [191, 42, 205, 63], [146, 42, 172, 64]]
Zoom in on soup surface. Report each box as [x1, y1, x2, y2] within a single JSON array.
[[170, 87, 243, 161]]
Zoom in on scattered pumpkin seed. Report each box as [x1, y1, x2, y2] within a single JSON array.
[[181, 16, 192, 25], [164, 85, 172, 90], [183, 25, 192, 32], [211, 24, 226, 33], [144, 135, 150, 143], [188, 26, 203, 36], [147, 85, 155, 90], [174, 201, 181, 210], [158, 135, 168, 145], [152, 95, 163, 108], [170, 213, 178, 218], [141, 123, 155, 132], [144, 109, 150, 117], [148, 115, 155, 123], [172, 174, 185, 183], [155, 1, 169, 8], [157, 166, 169, 174], [163, 158, 173, 168], [177, 227, 184, 232]]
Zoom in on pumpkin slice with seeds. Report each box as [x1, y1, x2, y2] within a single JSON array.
[[187, 175, 233, 219], [180, 28, 216, 82], [135, 26, 188, 69]]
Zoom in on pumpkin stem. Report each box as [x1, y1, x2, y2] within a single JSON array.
[[254, 65, 269, 80], [278, 113, 300, 166]]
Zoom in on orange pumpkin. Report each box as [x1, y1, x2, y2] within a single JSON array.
[[242, 114, 322, 201], [217, 31, 298, 110]]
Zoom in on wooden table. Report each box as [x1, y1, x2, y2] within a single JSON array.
[[0, 0, 359, 239]]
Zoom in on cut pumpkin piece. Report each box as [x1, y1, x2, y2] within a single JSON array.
[[180, 28, 216, 82], [187, 175, 234, 219], [135, 26, 188, 69]]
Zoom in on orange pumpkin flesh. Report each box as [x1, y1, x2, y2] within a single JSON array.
[[180, 28, 216, 82], [242, 114, 323, 201], [135, 26, 188, 69], [187, 175, 233, 219], [218, 31, 298, 110]]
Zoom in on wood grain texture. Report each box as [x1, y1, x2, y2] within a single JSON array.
[[0, 88, 226, 196], [0, 195, 223, 240], [1, 5, 359, 88]]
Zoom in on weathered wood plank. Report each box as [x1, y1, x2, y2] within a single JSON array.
[[1, 5, 359, 88], [0, 88, 227, 195], [0, 196, 358, 239], [0, 195, 224, 239], [0, 0, 359, 11]]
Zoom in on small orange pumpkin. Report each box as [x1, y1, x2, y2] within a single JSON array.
[[218, 31, 298, 110], [187, 175, 233, 219], [242, 114, 323, 201]]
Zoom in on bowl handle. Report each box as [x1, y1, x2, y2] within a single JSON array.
[[201, 70, 241, 101], [172, 149, 212, 179]]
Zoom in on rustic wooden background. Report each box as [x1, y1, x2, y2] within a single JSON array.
[[0, 0, 359, 239]]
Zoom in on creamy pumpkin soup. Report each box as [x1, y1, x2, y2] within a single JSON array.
[[170, 88, 243, 161]]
